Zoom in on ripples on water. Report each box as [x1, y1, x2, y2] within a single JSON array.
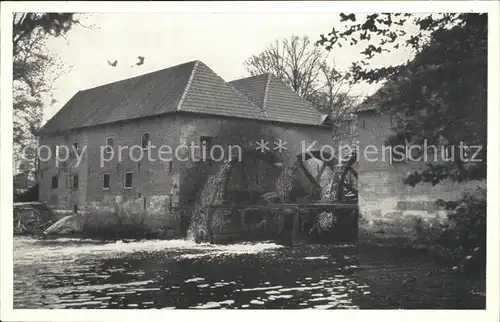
[[13, 237, 484, 309]]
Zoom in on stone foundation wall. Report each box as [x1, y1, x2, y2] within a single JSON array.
[[358, 168, 485, 241], [46, 194, 182, 237]]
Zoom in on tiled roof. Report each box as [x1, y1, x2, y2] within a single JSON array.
[[40, 61, 197, 133], [229, 74, 323, 125], [179, 62, 265, 120], [353, 84, 386, 113], [353, 101, 380, 113], [229, 74, 268, 109], [40, 61, 323, 134]]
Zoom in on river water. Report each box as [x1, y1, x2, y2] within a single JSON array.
[[13, 236, 484, 309]]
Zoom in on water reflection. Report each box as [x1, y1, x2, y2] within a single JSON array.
[[13, 237, 484, 309]]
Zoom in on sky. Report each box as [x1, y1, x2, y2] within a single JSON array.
[[42, 13, 416, 123]]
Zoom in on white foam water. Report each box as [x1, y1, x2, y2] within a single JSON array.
[[240, 285, 283, 292], [304, 256, 329, 260], [14, 238, 284, 264]]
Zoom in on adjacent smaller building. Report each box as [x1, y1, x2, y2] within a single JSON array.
[[354, 86, 485, 240]]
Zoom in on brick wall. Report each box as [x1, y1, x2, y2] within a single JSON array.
[[39, 114, 183, 233], [38, 130, 89, 216], [83, 114, 180, 212]]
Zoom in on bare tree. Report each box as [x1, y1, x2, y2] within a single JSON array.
[[312, 62, 359, 117], [245, 35, 325, 101], [245, 35, 355, 118]]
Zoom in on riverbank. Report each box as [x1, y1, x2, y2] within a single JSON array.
[[358, 235, 486, 297]]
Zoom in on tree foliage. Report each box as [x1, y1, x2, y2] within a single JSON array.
[[318, 13, 487, 185], [319, 13, 487, 277], [13, 13, 79, 170], [245, 35, 357, 116]]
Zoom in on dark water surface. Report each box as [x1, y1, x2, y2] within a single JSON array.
[[13, 237, 484, 309]]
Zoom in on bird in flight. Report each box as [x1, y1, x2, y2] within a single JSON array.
[[340, 13, 356, 22], [107, 60, 118, 67]]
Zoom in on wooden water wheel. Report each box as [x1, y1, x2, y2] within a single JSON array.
[[223, 151, 282, 204], [293, 151, 358, 242], [336, 152, 358, 203], [296, 151, 357, 203]]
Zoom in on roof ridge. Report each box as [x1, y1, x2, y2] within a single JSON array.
[[177, 60, 200, 111], [228, 73, 269, 113], [196, 62, 266, 117], [230, 85, 265, 114], [80, 60, 199, 93], [229, 73, 270, 83], [261, 73, 271, 114], [267, 73, 318, 110]]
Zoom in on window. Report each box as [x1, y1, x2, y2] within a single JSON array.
[[361, 119, 366, 129], [73, 142, 80, 154], [124, 172, 133, 189], [141, 132, 151, 149], [54, 145, 68, 168], [105, 136, 114, 155], [102, 173, 110, 189], [51, 175, 58, 189], [334, 121, 351, 136], [73, 174, 79, 190], [200, 136, 213, 162], [349, 121, 357, 135], [200, 136, 213, 148], [66, 174, 79, 190]]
